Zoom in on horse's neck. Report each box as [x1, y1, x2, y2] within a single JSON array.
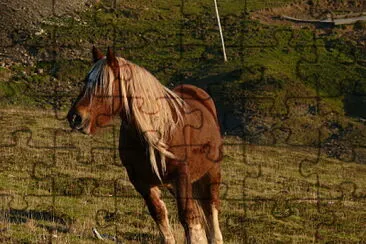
[[120, 121, 146, 147]]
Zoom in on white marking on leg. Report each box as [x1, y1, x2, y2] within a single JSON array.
[[189, 224, 208, 244], [158, 199, 175, 244], [151, 187, 175, 244], [211, 205, 223, 244]]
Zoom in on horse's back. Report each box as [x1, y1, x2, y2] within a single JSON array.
[[173, 84, 218, 123]]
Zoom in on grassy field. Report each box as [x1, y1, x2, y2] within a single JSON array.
[[1, 0, 366, 243], [0, 107, 365, 243]]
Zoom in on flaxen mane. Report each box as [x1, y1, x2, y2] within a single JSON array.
[[85, 57, 186, 180]]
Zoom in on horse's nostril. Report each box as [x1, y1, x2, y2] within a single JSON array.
[[70, 112, 82, 128]]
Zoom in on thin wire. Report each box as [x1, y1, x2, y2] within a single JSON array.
[[214, 0, 228, 62]]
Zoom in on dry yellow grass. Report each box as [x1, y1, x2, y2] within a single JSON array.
[[0, 107, 365, 243]]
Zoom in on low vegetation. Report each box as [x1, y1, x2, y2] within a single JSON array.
[[1, 1, 364, 115], [0, 108, 365, 243], [0, 0, 365, 243]]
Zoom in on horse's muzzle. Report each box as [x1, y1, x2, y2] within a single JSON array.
[[67, 110, 83, 130]]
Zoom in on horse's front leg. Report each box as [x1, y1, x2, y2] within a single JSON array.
[[176, 165, 207, 244], [141, 186, 176, 244]]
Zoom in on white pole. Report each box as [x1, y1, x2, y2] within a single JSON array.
[[214, 0, 227, 62]]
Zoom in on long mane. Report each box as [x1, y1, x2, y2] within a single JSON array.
[[85, 57, 185, 181]]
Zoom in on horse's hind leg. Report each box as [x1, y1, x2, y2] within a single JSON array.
[[197, 166, 223, 244], [176, 166, 207, 244], [141, 186, 176, 244]]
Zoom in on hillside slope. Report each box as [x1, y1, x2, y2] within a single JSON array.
[[0, 0, 365, 152]]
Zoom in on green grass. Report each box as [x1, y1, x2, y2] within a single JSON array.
[[0, 107, 365, 243], [2, 1, 360, 116]]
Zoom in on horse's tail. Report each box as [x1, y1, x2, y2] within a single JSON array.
[[194, 198, 209, 231], [192, 183, 210, 241]]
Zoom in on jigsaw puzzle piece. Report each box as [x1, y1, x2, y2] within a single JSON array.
[[151, 86, 221, 163], [307, 180, 365, 242], [93, 181, 159, 243], [270, 190, 296, 219], [242, 20, 278, 48], [0, 128, 58, 179], [307, 0, 366, 19], [221, 140, 254, 243], [1, 193, 73, 242], [232, 95, 280, 145], [178, 0, 245, 72], [319, 109, 366, 163], [297, 108, 365, 242], [284, 96, 321, 146], [0, 81, 16, 107], [91, 177, 137, 199]]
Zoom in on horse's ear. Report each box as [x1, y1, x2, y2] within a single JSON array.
[[92, 46, 104, 62], [106, 47, 119, 71]]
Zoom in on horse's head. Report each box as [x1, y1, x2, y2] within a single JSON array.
[[67, 47, 122, 134]]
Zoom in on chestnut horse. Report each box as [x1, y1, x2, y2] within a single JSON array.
[[67, 47, 223, 244]]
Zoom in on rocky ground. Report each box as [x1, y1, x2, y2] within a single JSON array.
[[1, 0, 364, 66], [0, 0, 96, 66]]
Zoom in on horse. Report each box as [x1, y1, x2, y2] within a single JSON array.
[[67, 47, 223, 244]]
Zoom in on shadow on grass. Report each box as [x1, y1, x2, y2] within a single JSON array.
[[122, 231, 158, 243], [1, 208, 73, 233]]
